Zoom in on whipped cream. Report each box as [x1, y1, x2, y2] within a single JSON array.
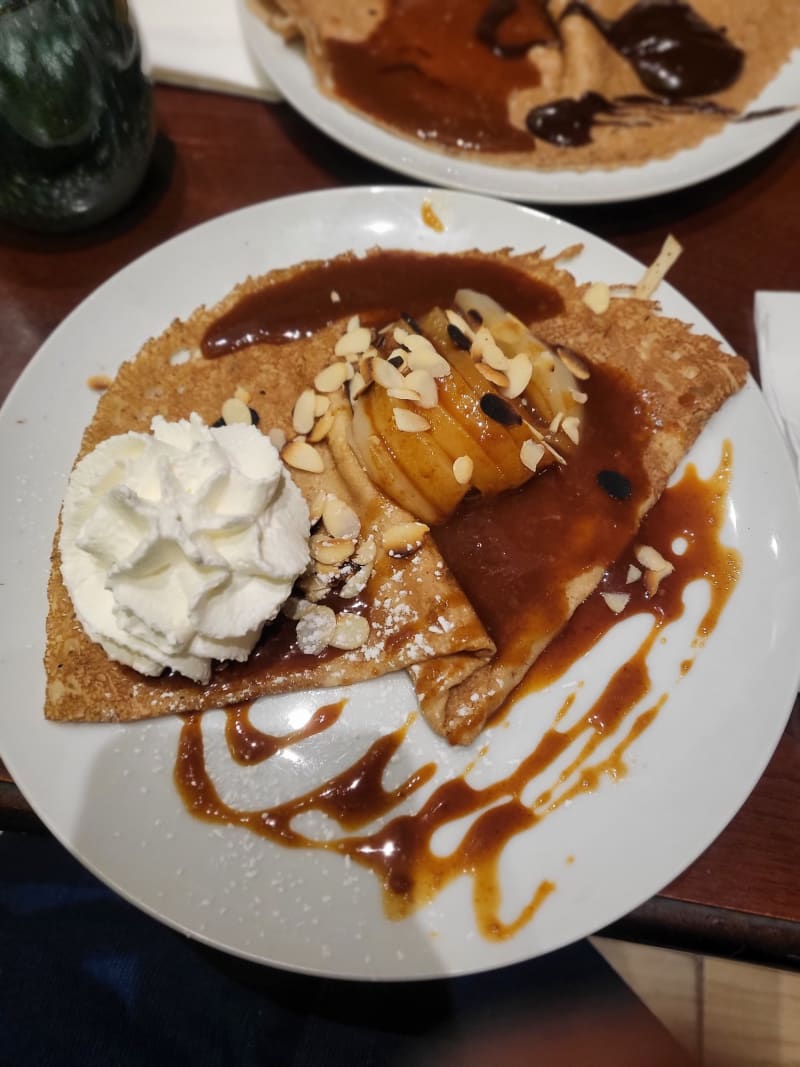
[[60, 413, 310, 683]]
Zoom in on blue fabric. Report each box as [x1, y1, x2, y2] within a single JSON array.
[[0, 832, 694, 1066]]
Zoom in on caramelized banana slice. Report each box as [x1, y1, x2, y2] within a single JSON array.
[[454, 289, 584, 435]]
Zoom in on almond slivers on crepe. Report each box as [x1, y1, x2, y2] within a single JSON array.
[[45, 247, 747, 743]]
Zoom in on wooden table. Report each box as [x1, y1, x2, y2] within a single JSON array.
[[2, 86, 799, 968]]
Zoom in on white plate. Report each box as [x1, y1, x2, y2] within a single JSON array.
[[241, 1, 800, 205], [2, 187, 799, 980]]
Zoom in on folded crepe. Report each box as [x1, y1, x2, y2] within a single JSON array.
[[45, 246, 747, 746], [250, 0, 800, 170], [44, 262, 495, 724]]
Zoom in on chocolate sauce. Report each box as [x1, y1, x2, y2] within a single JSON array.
[[562, 0, 744, 98], [325, 0, 555, 152], [202, 251, 564, 358]]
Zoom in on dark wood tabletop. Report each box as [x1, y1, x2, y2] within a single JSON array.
[[2, 86, 799, 968]]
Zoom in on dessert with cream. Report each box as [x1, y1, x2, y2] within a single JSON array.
[[249, 0, 800, 169], [45, 244, 747, 743], [59, 413, 309, 683]]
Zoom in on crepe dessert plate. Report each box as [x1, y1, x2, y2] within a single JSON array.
[[2, 187, 800, 980], [240, 0, 800, 204]]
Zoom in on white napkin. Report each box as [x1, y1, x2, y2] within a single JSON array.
[[755, 292, 800, 475], [129, 0, 282, 102]]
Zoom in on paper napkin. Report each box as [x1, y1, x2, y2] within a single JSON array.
[[755, 292, 800, 476], [130, 0, 282, 102]]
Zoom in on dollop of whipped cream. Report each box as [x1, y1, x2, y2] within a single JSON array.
[[60, 413, 310, 683]]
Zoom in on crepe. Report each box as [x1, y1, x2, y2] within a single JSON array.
[[250, 0, 799, 170], [44, 260, 495, 723], [45, 247, 747, 745]]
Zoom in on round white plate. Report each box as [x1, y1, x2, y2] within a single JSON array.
[[2, 187, 799, 980], [240, 1, 800, 205]]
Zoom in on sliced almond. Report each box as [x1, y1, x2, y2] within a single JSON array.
[[308, 409, 335, 443], [314, 394, 331, 417], [373, 358, 407, 391], [295, 605, 337, 655], [353, 536, 377, 567], [570, 388, 589, 404], [387, 385, 423, 403], [234, 385, 251, 405], [445, 309, 475, 343], [322, 495, 361, 540], [404, 369, 438, 408], [626, 564, 642, 585], [555, 345, 591, 381], [476, 363, 510, 389], [282, 440, 324, 474], [307, 488, 327, 526], [282, 597, 313, 621], [330, 289, 341, 304], [472, 327, 509, 371], [520, 439, 545, 473], [644, 566, 674, 597], [329, 612, 371, 651], [502, 353, 533, 399], [339, 563, 373, 599], [453, 455, 473, 485], [292, 388, 317, 435], [561, 415, 581, 445], [583, 282, 611, 314], [346, 314, 361, 332], [314, 362, 350, 393], [404, 342, 451, 378], [634, 544, 671, 572], [393, 408, 430, 433], [601, 592, 630, 615], [311, 534, 356, 566], [268, 427, 287, 451], [334, 326, 372, 358], [383, 521, 430, 558], [349, 371, 370, 402], [549, 412, 564, 433], [221, 396, 252, 425]]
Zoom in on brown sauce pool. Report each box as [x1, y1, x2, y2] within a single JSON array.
[[175, 446, 740, 940]]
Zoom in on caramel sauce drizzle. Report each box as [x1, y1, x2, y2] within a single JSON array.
[[174, 444, 740, 941]]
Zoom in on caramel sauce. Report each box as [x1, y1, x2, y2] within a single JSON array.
[[202, 250, 563, 358], [326, 0, 554, 153], [175, 443, 739, 940]]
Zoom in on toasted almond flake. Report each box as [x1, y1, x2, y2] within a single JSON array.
[[334, 326, 372, 358], [445, 309, 475, 342], [322, 495, 361, 539], [282, 440, 324, 474], [349, 371, 370, 402], [308, 409, 335, 443], [561, 415, 581, 445], [292, 388, 317, 435], [340, 562, 373, 599], [268, 427, 287, 451], [314, 362, 350, 393], [634, 544, 671, 572], [314, 394, 331, 417], [405, 344, 451, 378], [311, 534, 357, 566], [347, 314, 361, 332], [308, 488, 326, 526], [476, 363, 510, 389], [234, 385, 251, 404], [387, 385, 423, 403], [502, 353, 533, 399], [452, 455, 473, 485], [393, 408, 430, 433], [403, 368, 438, 408], [295, 605, 337, 655], [330, 612, 371, 651], [282, 597, 313, 620], [556, 346, 591, 380], [644, 565, 674, 597], [635, 234, 683, 300], [626, 564, 642, 585], [383, 521, 430, 557], [330, 290, 341, 303], [353, 536, 377, 567], [583, 282, 611, 314], [549, 411, 564, 433], [373, 358, 407, 390], [520, 439, 546, 472], [570, 388, 589, 404], [601, 592, 630, 615], [221, 396, 253, 425]]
